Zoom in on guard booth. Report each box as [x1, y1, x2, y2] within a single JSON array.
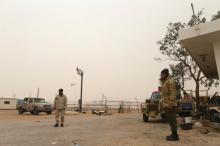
[[179, 19, 220, 79], [0, 98, 17, 110]]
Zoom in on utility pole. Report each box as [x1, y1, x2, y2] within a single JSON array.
[[191, 3, 195, 16], [37, 88, 39, 98], [76, 67, 84, 113]]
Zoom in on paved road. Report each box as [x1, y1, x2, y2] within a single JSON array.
[[0, 111, 220, 146]]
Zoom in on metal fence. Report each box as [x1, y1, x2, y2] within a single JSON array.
[[66, 100, 143, 113]]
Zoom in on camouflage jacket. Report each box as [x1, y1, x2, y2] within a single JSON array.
[[160, 76, 177, 109]]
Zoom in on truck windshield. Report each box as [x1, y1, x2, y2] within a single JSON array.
[[17, 99, 24, 104], [216, 98, 220, 104], [34, 98, 46, 103], [152, 92, 161, 101], [210, 96, 220, 105]]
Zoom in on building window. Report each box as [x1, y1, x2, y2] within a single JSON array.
[[4, 101, 10, 104]]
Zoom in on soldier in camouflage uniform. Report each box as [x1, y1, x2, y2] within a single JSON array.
[[160, 69, 179, 141], [53, 89, 67, 127]]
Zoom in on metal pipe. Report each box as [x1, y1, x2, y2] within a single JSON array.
[[79, 73, 83, 113]]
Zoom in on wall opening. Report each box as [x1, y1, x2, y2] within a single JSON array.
[[4, 101, 10, 104]]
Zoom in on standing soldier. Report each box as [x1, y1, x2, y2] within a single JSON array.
[[54, 89, 67, 127], [160, 69, 179, 141]]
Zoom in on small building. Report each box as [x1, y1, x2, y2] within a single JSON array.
[[0, 98, 18, 110], [179, 19, 220, 79]]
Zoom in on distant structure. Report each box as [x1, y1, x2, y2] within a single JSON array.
[[179, 19, 220, 79], [0, 98, 17, 110]]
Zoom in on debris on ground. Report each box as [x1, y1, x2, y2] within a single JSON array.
[[72, 140, 80, 146], [143, 132, 153, 138], [201, 120, 210, 127], [193, 121, 202, 128], [51, 141, 58, 145], [200, 128, 210, 134], [92, 109, 105, 115]]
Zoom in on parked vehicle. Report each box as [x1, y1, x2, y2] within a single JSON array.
[[141, 91, 195, 122], [18, 97, 52, 115], [141, 91, 165, 122], [203, 92, 220, 122], [16, 99, 24, 109]]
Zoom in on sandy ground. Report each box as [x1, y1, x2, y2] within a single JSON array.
[[0, 110, 220, 146]]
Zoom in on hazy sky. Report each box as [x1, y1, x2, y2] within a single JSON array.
[[0, 0, 220, 102]]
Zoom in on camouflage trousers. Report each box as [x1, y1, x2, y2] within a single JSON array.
[[55, 109, 65, 124], [165, 108, 177, 132]]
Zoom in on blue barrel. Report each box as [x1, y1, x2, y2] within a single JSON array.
[[181, 103, 193, 111]]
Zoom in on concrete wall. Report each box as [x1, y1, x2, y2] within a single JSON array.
[[0, 98, 17, 110], [179, 19, 220, 41]]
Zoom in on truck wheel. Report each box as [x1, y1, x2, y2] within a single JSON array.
[[33, 108, 39, 115], [161, 114, 166, 120], [47, 111, 52, 115], [18, 107, 24, 114], [143, 114, 149, 122], [210, 111, 217, 122]]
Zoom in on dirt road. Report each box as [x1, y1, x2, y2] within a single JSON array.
[[0, 110, 220, 146]]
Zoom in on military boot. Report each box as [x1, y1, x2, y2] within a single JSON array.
[[166, 131, 179, 141], [166, 134, 173, 139]]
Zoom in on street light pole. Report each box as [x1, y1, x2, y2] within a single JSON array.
[[76, 67, 84, 113], [80, 73, 83, 112]]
